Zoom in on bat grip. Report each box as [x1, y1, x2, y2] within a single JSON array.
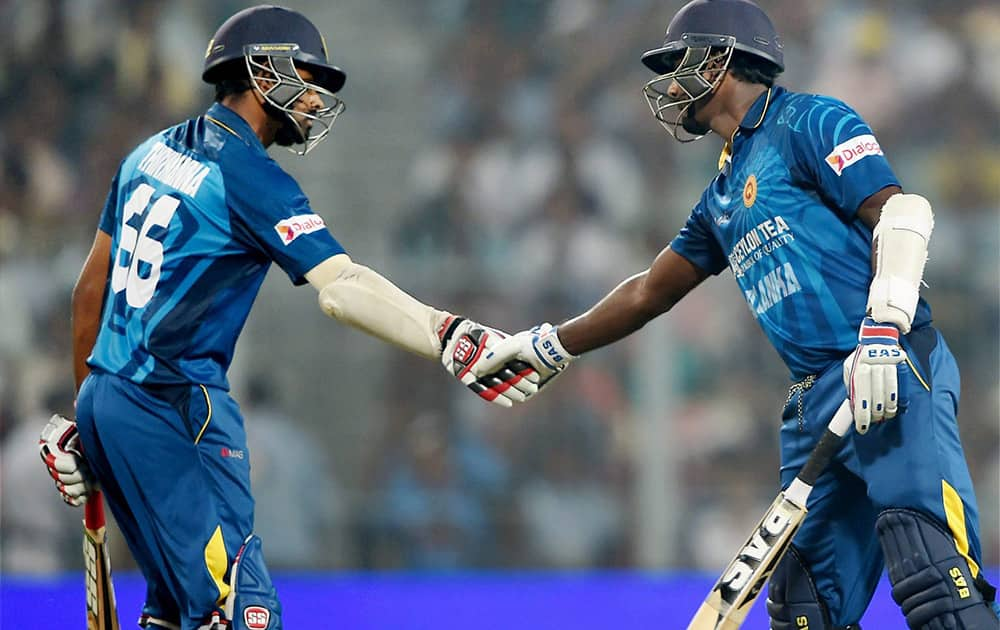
[[796, 400, 852, 487], [85, 490, 106, 529]]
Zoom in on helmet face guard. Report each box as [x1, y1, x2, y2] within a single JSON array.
[[641, 34, 735, 143], [244, 44, 345, 155]]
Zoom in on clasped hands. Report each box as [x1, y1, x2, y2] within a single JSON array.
[[439, 317, 575, 407]]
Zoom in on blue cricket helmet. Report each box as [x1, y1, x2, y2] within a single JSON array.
[[639, 0, 783, 142], [202, 5, 347, 154], [641, 0, 784, 74], [202, 5, 345, 93]]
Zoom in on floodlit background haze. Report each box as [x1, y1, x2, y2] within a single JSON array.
[[1, 0, 997, 579]]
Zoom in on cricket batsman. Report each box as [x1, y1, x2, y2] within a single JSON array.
[[473, 1, 999, 627], [37, 5, 534, 629]]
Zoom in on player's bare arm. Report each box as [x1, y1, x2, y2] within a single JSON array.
[[304, 253, 537, 407], [40, 231, 109, 509], [72, 230, 112, 393], [558, 246, 709, 355], [856, 184, 902, 233], [474, 246, 709, 392]]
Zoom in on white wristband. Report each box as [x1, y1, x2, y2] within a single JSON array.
[[533, 326, 576, 371]]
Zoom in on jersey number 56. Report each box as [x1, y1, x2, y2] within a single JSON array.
[[111, 183, 179, 308]]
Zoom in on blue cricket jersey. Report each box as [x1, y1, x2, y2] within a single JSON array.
[[670, 86, 930, 379], [89, 103, 346, 389]]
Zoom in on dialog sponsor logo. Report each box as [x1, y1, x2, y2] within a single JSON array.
[[274, 213, 325, 245], [824, 134, 882, 176]]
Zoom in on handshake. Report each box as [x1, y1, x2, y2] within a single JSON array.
[[437, 316, 576, 408]]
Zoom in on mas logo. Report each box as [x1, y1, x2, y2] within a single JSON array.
[[743, 174, 758, 208], [274, 214, 325, 245], [220, 446, 245, 460], [824, 134, 882, 176]]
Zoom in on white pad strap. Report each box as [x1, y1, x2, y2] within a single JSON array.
[[867, 194, 933, 333], [309, 255, 447, 360]]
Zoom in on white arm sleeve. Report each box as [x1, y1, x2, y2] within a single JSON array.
[[866, 193, 934, 333], [306, 255, 449, 360]]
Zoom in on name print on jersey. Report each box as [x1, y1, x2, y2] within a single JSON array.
[[137, 142, 211, 197]]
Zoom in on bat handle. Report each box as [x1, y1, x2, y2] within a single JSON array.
[[85, 490, 106, 530], [826, 399, 853, 438], [792, 400, 852, 492]]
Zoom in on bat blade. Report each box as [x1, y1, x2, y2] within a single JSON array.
[[84, 492, 120, 630], [686, 493, 808, 629], [687, 401, 853, 630]]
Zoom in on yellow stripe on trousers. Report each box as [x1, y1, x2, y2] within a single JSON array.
[[194, 385, 213, 444], [204, 525, 231, 604], [942, 479, 980, 578]]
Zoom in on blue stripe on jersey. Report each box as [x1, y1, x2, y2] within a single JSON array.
[[89, 104, 346, 388], [670, 87, 930, 379]]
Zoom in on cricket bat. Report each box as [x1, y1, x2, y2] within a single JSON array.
[[83, 490, 120, 630], [687, 400, 853, 630]]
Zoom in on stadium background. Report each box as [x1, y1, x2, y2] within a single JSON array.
[[1, 0, 997, 627]]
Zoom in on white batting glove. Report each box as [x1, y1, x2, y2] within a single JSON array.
[[843, 317, 907, 434], [474, 323, 576, 400], [39, 414, 95, 507], [438, 316, 539, 408]]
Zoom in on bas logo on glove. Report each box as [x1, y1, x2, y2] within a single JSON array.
[[843, 317, 907, 434], [866, 347, 902, 359]]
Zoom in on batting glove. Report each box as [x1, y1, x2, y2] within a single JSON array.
[[843, 317, 907, 434], [438, 316, 538, 408], [39, 414, 95, 507], [475, 323, 576, 400]]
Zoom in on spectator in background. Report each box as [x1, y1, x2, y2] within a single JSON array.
[[1, 385, 79, 573], [241, 375, 344, 569], [514, 377, 627, 568], [368, 412, 490, 569], [516, 435, 624, 569], [2, 0, 996, 574]]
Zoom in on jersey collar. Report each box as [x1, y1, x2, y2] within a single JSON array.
[[205, 103, 260, 148], [739, 85, 784, 132], [718, 85, 785, 172]]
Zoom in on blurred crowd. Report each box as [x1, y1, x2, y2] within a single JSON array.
[[2, 0, 997, 576]]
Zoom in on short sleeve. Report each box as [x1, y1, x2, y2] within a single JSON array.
[[669, 200, 728, 276], [225, 158, 346, 285], [790, 96, 900, 220], [97, 170, 122, 235]]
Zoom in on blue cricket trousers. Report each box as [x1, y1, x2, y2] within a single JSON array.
[[779, 326, 988, 625], [76, 369, 257, 630]]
